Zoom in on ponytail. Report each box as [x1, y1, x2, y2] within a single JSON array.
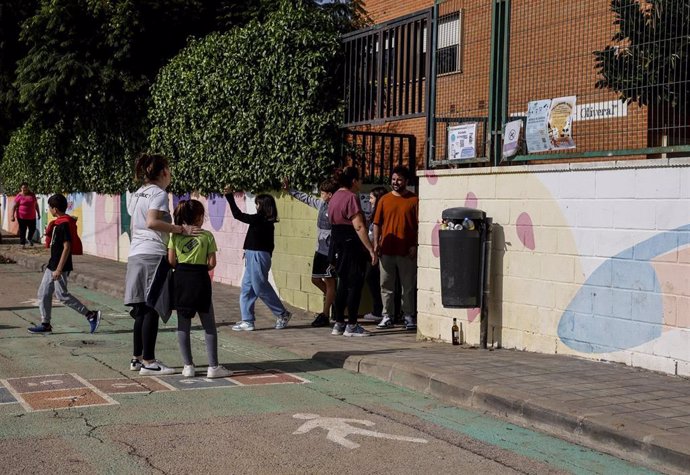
[[134, 153, 169, 184]]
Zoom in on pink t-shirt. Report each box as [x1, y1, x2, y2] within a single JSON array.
[[328, 189, 362, 225], [14, 194, 38, 220]]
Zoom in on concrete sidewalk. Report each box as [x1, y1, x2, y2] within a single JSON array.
[[2, 243, 689, 474]]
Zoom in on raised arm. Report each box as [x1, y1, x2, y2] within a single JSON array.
[[288, 189, 322, 210], [224, 192, 261, 225]]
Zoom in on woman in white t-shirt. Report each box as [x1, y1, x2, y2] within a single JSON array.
[[124, 153, 200, 375]]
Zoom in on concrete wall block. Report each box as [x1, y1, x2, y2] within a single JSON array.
[[292, 290, 309, 311], [540, 254, 575, 283], [417, 246, 440, 270], [594, 229, 637, 258], [635, 167, 681, 199], [654, 200, 690, 230], [417, 313, 442, 341], [630, 352, 677, 374], [554, 172, 596, 199], [417, 222, 437, 246], [285, 272, 302, 291], [417, 267, 441, 292], [503, 251, 543, 280], [576, 201, 614, 229], [554, 282, 580, 312], [422, 175, 469, 200], [612, 200, 656, 230], [594, 169, 637, 199]]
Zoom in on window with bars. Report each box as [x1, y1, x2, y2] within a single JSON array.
[[437, 11, 462, 75], [342, 10, 431, 126]]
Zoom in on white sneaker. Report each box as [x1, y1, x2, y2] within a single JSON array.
[[404, 315, 417, 331], [377, 315, 394, 328], [362, 313, 382, 322], [232, 321, 255, 331], [344, 324, 371, 337], [207, 365, 232, 378], [182, 365, 195, 377], [275, 311, 292, 329], [129, 358, 143, 371], [139, 360, 175, 375]]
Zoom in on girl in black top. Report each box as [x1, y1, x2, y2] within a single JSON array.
[[224, 189, 291, 331]]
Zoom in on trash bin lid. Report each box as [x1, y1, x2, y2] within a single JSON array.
[[442, 207, 486, 221]]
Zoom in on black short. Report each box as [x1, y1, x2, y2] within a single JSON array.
[[312, 252, 335, 279]]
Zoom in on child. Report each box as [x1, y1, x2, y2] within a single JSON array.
[[362, 186, 388, 323], [284, 178, 339, 327], [168, 199, 231, 378], [224, 188, 291, 331], [28, 194, 101, 334]]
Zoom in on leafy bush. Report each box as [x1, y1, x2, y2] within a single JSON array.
[[149, 0, 343, 194]]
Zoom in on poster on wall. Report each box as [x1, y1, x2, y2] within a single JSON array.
[[526, 99, 552, 153], [548, 96, 576, 150], [447, 123, 477, 160], [502, 120, 523, 158]]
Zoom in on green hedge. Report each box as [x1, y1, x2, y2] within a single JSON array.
[[149, 0, 342, 194]]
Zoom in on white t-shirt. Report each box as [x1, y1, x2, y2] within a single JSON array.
[[128, 184, 171, 257]]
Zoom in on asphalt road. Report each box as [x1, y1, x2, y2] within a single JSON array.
[[0, 262, 660, 474]]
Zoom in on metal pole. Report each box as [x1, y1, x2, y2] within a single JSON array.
[[480, 217, 493, 349]]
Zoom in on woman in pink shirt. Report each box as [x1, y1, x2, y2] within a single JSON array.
[[11, 182, 40, 248]]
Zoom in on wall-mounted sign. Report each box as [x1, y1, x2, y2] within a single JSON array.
[[447, 123, 477, 160], [526, 99, 552, 153], [577, 100, 628, 121], [548, 96, 576, 150], [502, 120, 523, 158]]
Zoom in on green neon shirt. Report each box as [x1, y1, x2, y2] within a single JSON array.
[[168, 230, 217, 265]]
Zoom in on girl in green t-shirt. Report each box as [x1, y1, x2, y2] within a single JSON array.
[[168, 199, 231, 379]]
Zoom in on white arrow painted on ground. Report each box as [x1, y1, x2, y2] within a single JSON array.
[[292, 413, 428, 449]]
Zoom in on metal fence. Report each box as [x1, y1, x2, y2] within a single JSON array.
[[427, 0, 690, 167], [340, 129, 417, 185]]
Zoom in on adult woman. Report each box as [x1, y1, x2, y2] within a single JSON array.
[[124, 153, 200, 375], [328, 166, 377, 337], [11, 182, 40, 247]]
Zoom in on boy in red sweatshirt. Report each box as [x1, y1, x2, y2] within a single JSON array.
[[28, 194, 101, 334]]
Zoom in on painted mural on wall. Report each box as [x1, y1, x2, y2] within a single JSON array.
[[2, 191, 260, 288], [419, 165, 690, 374]]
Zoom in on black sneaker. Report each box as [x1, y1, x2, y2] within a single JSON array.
[[311, 313, 329, 327], [87, 310, 102, 334], [28, 323, 52, 334]]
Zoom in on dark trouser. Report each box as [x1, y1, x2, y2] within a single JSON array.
[[131, 304, 159, 361], [365, 262, 383, 317], [18, 218, 36, 245], [334, 249, 367, 325]]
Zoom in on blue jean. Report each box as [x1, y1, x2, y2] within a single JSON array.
[[240, 250, 286, 322]]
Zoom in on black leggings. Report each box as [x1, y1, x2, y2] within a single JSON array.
[[18, 218, 36, 245], [131, 304, 159, 361], [334, 250, 367, 325]]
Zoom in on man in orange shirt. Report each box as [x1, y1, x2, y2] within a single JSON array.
[[372, 166, 419, 330]]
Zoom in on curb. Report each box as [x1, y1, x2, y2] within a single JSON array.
[[265, 340, 690, 475]]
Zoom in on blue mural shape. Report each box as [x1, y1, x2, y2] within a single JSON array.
[[207, 193, 226, 231], [172, 193, 191, 210], [558, 225, 690, 353]]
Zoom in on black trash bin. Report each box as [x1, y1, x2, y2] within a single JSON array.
[[439, 207, 487, 308]]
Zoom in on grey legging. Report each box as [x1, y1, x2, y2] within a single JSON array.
[[176, 307, 218, 367]]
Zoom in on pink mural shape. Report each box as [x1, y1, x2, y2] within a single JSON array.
[[464, 192, 478, 209], [516, 212, 535, 250], [431, 223, 440, 258], [468, 308, 480, 323], [426, 170, 438, 186]]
